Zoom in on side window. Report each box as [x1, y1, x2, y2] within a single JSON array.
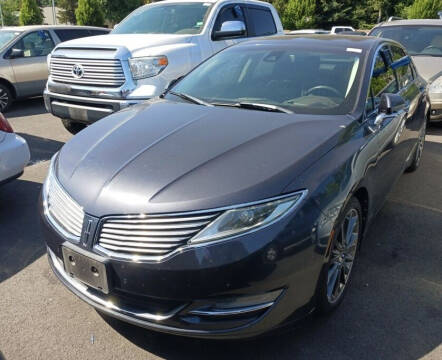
[[55, 29, 87, 42], [213, 4, 246, 36], [88, 30, 110, 36], [13, 30, 55, 57], [390, 45, 414, 89], [246, 7, 276, 37], [366, 48, 398, 115]]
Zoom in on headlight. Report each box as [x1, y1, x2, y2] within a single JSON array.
[[189, 191, 307, 244], [429, 76, 442, 93], [129, 56, 168, 80]]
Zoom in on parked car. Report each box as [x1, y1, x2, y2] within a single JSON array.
[[0, 113, 29, 185], [0, 25, 110, 112], [40, 35, 428, 338], [369, 19, 442, 123], [330, 26, 355, 34], [340, 30, 367, 36], [289, 29, 329, 35], [43, 0, 284, 134]]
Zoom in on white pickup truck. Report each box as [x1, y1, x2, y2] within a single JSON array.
[[44, 0, 283, 133]]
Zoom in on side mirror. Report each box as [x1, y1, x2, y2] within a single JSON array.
[[8, 48, 24, 59], [379, 93, 406, 115], [213, 20, 246, 40]]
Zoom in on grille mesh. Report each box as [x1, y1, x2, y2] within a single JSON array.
[[97, 213, 220, 258], [50, 57, 125, 87], [47, 173, 84, 239]]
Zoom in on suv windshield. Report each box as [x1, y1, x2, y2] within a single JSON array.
[[0, 31, 21, 50], [371, 26, 442, 56], [168, 45, 362, 115], [112, 3, 213, 35]]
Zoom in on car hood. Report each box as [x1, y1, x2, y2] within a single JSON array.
[[412, 56, 442, 81], [56, 101, 349, 217], [57, 34, 193, 54]]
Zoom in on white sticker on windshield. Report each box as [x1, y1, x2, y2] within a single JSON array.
[[347, 48, 362, 53]]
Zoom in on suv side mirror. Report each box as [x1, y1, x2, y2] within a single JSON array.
[[379, 93, 406, 115], [8, 48, 25, 59], [213, 21, 246, 40]]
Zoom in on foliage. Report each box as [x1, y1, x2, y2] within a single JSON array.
[[19, 0, 44, 25], [58, 0, 78, 24], [1, 0, 20, 26], [75, 0, 105, 27], [405, 0, 442, 18], [102, 0, 145, 25], [282, 0, 316, 29]]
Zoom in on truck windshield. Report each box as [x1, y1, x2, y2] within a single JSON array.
[[169, 45, 362, 115], [0, 31, 21, 50], [112, 3, 213, 35], [370, 26, 442, 57]]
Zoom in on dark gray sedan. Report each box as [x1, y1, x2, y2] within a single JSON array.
[[40, 35, 428, 339]]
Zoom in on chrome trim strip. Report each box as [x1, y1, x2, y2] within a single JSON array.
[[188, 302, 274, 317], [52, 101, 114, 114], [48, 247, 185, 321], [94, 190, 309, 263]]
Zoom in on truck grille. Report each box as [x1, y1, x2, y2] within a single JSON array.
[[50, 57, 125, 87], [46, 171, 84, 239], [97, 213, 220, 259]]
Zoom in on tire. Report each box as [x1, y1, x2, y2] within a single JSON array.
[[405, 127, 426, 173], [0, 83, 13, 112], [316, 197, 362, 314], [61, 119, 86, 135]]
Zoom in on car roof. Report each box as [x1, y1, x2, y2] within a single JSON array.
[[1, 25, 109, 32], [240, 34, 384, 51], [161, 0, 273, 5], [375, 19, 442, 27]]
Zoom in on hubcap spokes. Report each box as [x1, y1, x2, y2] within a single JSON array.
[[0, 90, 8, 110], [327, 209, 359, 303]]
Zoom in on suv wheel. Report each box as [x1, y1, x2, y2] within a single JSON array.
[[0, 84, 13, 112], [61, 119, 86, 135], [317, 197, 362, 314]]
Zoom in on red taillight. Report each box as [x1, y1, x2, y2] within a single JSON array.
[[0, 112, 13, 133]]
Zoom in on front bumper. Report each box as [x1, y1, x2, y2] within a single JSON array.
[[0, 133, 30, 184], [40, 196, 325, 339], [43, 90, 146, 125]]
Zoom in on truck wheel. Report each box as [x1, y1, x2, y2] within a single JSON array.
[[0, 84, 13, 112], [61, 119, 86, 135]]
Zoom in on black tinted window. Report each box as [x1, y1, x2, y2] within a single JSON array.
[[247, 7, 276, 36], [55, 29, 90, 42], [88, 30, 109, 36], [213, 5, 245, 33], [390, 45, 413, 89], [366, 49, 398, 114]]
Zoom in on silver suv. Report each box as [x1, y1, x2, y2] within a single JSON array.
[[0, 25, 109, 112]]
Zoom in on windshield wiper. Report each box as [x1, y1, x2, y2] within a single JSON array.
[[213, 102, 293, 114], [169, 91, 213, 107]]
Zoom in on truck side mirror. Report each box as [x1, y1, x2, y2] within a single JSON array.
[[8, 48, 25, 59], [213, 21, 246, 40]]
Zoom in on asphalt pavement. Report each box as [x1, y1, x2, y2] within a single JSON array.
[[0, 98, 441, 360]]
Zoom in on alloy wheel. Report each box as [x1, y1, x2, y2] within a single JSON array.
[[327, 208, 360, 304], [415, 130, 425, 167], [0, 88, 9, 111]]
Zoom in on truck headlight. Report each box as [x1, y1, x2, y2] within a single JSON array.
[[429, 76, 442, 93], [189, 191, 307, 245], [129, 56, 168, 80]]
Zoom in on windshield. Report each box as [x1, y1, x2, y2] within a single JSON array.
[[371, 26, 442, 56], [112, 3, 213, 35], [0, 31, 21, 50], [168, 45, 362, 115]]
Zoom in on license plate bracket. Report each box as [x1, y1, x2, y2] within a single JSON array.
[[62, 247, 109, 294]]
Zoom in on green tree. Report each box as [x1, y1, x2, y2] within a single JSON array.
[[282, 0, 316, 30], [76, 0, 105, 26], [58, 0, 78, 24], [315, 0, 353, 29], [406, 0, 442, 19], [103, 0, 144, 26], [2, 0, 20, 26], [19, 0, 44, 25]]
